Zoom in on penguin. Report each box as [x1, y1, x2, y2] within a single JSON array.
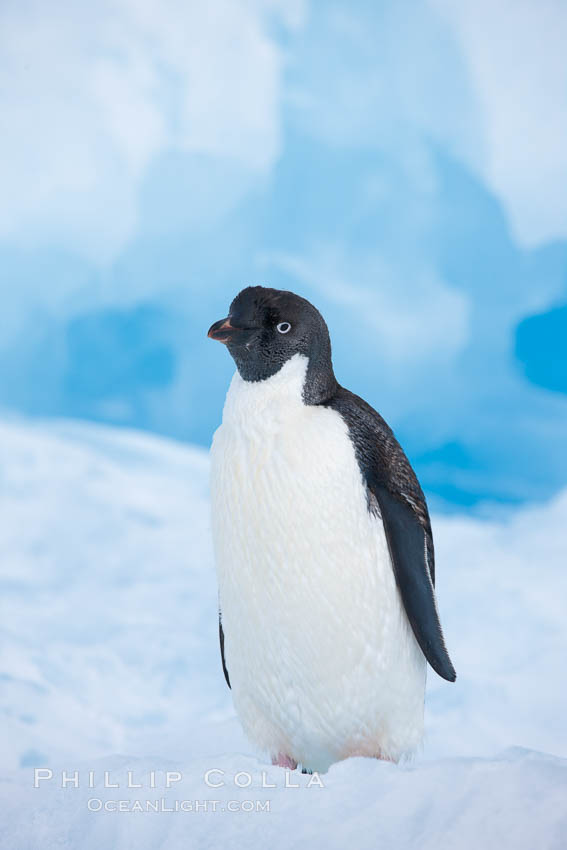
[[208, 286, 455, 773]]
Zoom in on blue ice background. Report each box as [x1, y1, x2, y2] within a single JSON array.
[[1, 0, 566, 512], [2, 7, 567, 843]]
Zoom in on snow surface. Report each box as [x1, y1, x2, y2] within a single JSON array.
[[1, 418, 566, 848]]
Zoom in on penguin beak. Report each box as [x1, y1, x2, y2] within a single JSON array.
[[208, 317, 235, 344]]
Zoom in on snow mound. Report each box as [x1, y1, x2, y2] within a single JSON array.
[[1, 418, 566, 848], [3, 750, 566, 850]]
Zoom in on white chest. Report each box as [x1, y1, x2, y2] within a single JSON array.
[[209, 355, 425, 769], [210, 357, 377, 617]]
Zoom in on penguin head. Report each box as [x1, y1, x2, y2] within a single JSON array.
[[208, 286, 335, 389]]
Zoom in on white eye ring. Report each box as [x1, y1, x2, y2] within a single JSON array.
[[277, 322, 291, 334]]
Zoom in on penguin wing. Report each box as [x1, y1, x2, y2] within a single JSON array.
[[219, 611, 231, 688], [324, 387, 456, 682], [372, 484, 456, 681]]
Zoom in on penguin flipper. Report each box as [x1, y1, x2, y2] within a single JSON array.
[[219, 611, 231, 688], [373, 484, 456, 682], [322, 385, 455, 682]]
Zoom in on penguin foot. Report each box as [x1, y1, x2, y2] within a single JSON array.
[[271, 753, 298, 770], [375, 753, 396, 763]]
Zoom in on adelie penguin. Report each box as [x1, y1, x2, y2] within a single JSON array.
[[208, 286, 456, 773]]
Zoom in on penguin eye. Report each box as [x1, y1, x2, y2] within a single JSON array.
[[277, 322, 291, 334]]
